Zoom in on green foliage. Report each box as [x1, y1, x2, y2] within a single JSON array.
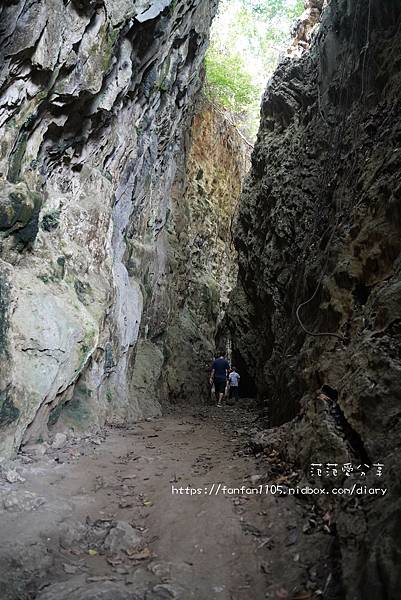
[[205, 48, 258, 114], [205, 0, 305, 139], [248, 0, 304, 20]]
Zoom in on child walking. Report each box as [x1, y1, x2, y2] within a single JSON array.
[[228, 367, 240, 401]]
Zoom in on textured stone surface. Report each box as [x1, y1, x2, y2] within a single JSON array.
[[103, 521, 142, 553], [0, 0, 218, 455], [227, 1, 401, 598], [35, 576, 140, 600], [1, 490, 46, 512], [162, 103, 249, 402], [288, 0, 325, 56], [52, 432, 67, 449]]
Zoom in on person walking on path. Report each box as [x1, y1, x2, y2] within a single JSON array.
[[228, 367, 240, 401], [210, 352, 230, 407]]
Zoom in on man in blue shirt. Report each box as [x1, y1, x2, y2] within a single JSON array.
[[210, 352, 230, 407]]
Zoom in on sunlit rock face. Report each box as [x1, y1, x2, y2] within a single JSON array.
[[288, 0, 326, 56], [228, 0, 401, 597], [162, 103, 249, 403], [0, 0, 218, 456]]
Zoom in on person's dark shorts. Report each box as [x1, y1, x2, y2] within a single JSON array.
[[230, 386, 239, 401], [214, 379, 226, 394]]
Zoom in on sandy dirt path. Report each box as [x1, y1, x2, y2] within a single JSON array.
[[0, 402, 339, 599], [0, 403, 277, 600]]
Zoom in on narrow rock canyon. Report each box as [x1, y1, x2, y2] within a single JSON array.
[[0, 1, 400, 599]]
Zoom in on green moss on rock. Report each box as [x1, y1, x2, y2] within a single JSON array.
[[74, 279, 92, 305], [7, 131, 28, 184], [0, 185, 43, 248], [0, 390, 20, 427], [0, 272, 10, 357], [47, 402, 63, 427], [60, 384, 92, 429], [41, 210, 61, 232], [14, 191, 43, 246]]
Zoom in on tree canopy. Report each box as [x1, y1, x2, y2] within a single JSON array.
[[205, 0, 304, 139]]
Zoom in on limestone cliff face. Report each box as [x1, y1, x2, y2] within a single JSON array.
[[288, 0, 325, 56], [0, 0, 218, 456], [161, 102, 249, 402], [228, 1, 401, 598], [122, 101, 248, 408]]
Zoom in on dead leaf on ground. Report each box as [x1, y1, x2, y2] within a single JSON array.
[[107, 557, 122, 566], [125, 546, 142, 557], [127, 547, 152, 560], [274, 474, 292, 484]]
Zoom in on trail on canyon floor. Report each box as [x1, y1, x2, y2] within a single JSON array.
[[0, 401, 341, 600]]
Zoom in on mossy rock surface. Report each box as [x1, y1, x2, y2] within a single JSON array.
[[0, 271, 10, 357], [0, 390, 20, 427], [41, 210, 61, 232], [0, 183, 43, 246], [57, 383, 93, 430], [74, 279, 92, 305]]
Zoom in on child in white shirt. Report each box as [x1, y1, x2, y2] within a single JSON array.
[[229, 367, 240, 401]]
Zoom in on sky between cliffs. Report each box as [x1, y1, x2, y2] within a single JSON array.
[[205, 0, 304, 139]]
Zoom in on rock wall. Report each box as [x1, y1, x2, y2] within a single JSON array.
[[288, 0, 326, 57], [123, 100, 248, 409], [0, 0, 218, 456], [228, 1, 401, 598], [161, 102, 249, 403]]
